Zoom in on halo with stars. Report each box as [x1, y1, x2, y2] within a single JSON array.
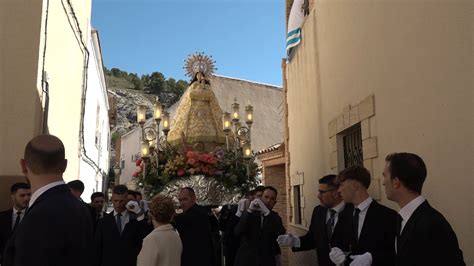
[[183, 52, 217, 79]]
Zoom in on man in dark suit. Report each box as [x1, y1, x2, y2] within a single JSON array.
[[90, 192, 107, 231], [234, 186, 286, 266], [3, 134, 94, 266], [330, 165, 397, 266], [175, 187, 215, 266], [94, 185, 150, 266], [68, 180, 96, 224], [383, 152, 465, 266], [277, 174, 353, 266], [0, 182, 31, 264]]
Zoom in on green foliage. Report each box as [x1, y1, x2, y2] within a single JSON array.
[[104, 67, 189, 98]]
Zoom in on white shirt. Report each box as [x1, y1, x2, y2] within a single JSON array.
[[326, 201, 345, 226], [11, 207, 26, 230], [398, 195, 426, 233], [113, 210, 130, 230], [354, 197, 373, 238], [29, 181, 65, 208]]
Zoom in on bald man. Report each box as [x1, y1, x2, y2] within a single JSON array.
[[2, 135, 93, 266]]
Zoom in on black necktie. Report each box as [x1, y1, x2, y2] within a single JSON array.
[[353, 208, 361, 242], [326, 209, 337, 240], [116, 213, 123, 234], [12, 211, 22, 232]]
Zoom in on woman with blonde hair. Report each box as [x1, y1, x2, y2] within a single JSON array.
[[137, 194, 182, 266]]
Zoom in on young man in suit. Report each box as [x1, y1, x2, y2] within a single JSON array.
[[174, 187, 215, 266], [90, 192, 107, 231], [277, 174, 353, 266], [3, 134, 94, 266], [330, 165, 397, 266], [94, 185, 150, 266], [0, 182, 31, 264], [234, 186, 286, 266], [383, 152, 465, 266]]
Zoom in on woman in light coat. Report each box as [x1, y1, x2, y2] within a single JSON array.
[[137, 194, 182, 266]]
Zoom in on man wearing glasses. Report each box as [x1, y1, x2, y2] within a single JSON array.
[[277, 174, 353, 266]]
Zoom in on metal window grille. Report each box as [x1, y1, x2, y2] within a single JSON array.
[[343, 124, 363, 168]]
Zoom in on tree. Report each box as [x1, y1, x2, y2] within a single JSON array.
[[148, 72, 166, 94]]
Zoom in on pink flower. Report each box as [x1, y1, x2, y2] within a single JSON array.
[[177, 169, 185, 177], [132, 172, 138, 177], [187, 158, 196, 165], [186, 151, 195, 158], [202, 166, 209, 174], [135, 159, 142, 166]]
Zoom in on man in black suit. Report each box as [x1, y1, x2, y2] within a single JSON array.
[[90, 192, 107, 230], [383, 152, 465, 266], [68, 179, 96, 223], [277, 174, 353, 266], [0, 182, 31, 264], [3, 134, 94, 266], [175, 187, 215, 266], [94, 185, 150, 266], [330, 165, 397, 266], [234, 186, 286, 266]]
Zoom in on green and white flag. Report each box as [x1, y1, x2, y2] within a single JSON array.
[[286, 0, 304, 60]]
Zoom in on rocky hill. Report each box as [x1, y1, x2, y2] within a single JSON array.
[[106, 73, 186, 138]]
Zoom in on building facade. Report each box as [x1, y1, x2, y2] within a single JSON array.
[[284, 0, 473, 265], [0, 0, 109, 208]]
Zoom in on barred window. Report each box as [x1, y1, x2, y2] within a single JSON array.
[[341, 124, 363, 168]]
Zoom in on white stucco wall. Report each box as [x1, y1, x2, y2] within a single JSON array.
[[79, 30, 110, 201]]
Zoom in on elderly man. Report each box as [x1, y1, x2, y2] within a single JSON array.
[[0, 182, 31, 264], [175, 187, 215, 266], [383, 152, 464, 266], [3, 135, 93, 266]]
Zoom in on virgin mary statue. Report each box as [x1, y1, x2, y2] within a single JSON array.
[[166, 54, 226, 152]]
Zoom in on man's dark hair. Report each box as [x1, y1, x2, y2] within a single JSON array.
[[337, 165, 371, 189], [180, 187, 195, 196], [135, 191, 142, 197], [113, 185, 129, 195], [246, 190, 256, 197], [255, 185, 265, 193], [67, 180, 85, 193], [319, 174, 338, 187], [24, 135, 66, 174], [385, 152, 427, 194], [263, 186, 278, 196], [10, 182, 30, 194], [91, 192, 105, 201]]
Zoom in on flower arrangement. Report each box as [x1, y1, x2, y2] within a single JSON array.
[[133, 145, 259, 197]]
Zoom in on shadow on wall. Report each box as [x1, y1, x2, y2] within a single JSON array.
[[0, 175, 29, 211]]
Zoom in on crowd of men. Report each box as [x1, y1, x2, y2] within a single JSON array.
[[0, 134, 466, 266]]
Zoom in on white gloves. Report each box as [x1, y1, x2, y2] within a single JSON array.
[[329, 247, 347, 265], [248, 199, 270, 216], [126, 201, 141, 214], [235, 198, 249, 217], [276, 233, 301, 248], [349, 252, 372, 266]]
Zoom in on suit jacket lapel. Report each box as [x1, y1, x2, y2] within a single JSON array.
[[397, 201, 429, 254], [358, 201, 376, 245]]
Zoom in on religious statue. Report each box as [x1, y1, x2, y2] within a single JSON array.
[[167, 53, 226, 152]]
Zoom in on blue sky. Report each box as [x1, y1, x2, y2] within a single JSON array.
[[92, 0, 285, 86]]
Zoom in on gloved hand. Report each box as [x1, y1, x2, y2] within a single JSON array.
[[126, 201, 141, 214], [248, 199, 270, 216], [235, 198, 249, 217], [349, 252, 372, 266], [276, 233, 301, 247], [329, 247, 347, 265]]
